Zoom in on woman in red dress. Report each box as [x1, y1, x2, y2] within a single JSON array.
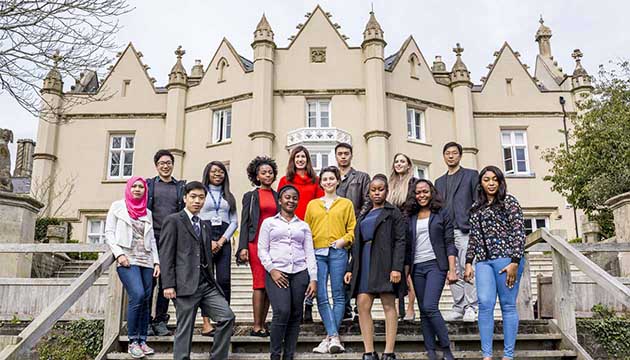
[[278, 145, 324, 220], [277, 145, 324, 322], [236, 156, 279, 337]]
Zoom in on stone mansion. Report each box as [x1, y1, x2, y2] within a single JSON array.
[[32, 5, 593, 244]]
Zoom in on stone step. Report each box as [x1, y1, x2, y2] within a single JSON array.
[[107, 350, 577, 359]]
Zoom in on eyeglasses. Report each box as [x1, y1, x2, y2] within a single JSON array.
[[157, 161, 173, 167], [210, 169, 225, 175]]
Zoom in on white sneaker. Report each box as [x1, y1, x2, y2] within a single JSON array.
[[463, 308, 477, 322], [328, 336, 345, 354], [444, 311, 463, 321], [312, 338, 329, 353]]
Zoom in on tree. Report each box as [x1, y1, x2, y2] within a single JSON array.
[[0, 0, 132, 116], [544, 60, 630, 237]]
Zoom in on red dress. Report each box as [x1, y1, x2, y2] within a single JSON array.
[[248, 188, 278, 290], [277, 174, 324, 220]]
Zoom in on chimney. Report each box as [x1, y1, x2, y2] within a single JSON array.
[[14, 139, 35, 178]]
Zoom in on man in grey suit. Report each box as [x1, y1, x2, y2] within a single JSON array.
[[435, 142, 479, 322], [160, 181, 235, 359]]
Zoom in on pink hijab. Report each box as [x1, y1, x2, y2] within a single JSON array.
[[124, 176, 148, 220]]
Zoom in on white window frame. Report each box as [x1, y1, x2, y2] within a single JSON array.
[[501, 130, 531, 175], [413, 162, 430, 180], [524, 216, 550, 235], [407, 107, 426, 142], [306, 99, 331, 128], [212, 108, 232, 144], [107, 134, 134, 179], [86, 218, 106, 244]]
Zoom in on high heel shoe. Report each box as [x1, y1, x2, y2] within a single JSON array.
[[362, 352, 380, 360], [381, 353, 396, 360]]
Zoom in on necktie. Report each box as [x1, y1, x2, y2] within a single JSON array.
[[192, 215, 201, 238]]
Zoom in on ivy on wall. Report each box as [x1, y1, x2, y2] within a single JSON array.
[[577, 304, 630, 359], [36, 319, 103, 360]]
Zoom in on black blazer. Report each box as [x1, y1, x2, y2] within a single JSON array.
[[405, 208, 458, 273], [347, 202, 406, 298], [159, 211, 218, 297], [435, 167, 478, 232], [236, 188, 279, 263]]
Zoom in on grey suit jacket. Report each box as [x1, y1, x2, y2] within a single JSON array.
[[435, 167, 479, 233], [159, 210, 217, 297]]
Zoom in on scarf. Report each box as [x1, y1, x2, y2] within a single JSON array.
[[124, 176, 148, 220]]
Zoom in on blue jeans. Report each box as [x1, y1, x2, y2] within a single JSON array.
[[316, 248, 347, 337], [476, 257, 525, 359], [117, 265, 154, 342], [412, 260, 450, 351]]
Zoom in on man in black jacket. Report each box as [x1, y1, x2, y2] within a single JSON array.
[[160, 181, 234, 359], [146, 149, 186, 336], [335, 142, 370, 322], [435, 142, 479, 322]]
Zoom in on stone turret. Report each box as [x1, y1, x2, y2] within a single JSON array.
[[168, 46, 188, 88], [571, 49, 592, 91], [165, 46, 188, 177], [449, 43, 477, 168], [250, 14, 276, 156], [361, 10, 389, 175], [362, 11, 386, 47], [535, 16, 553, 58], [42, 51, 63, 94], [450, 43, 471, 86], [253, 14, 274, 45]]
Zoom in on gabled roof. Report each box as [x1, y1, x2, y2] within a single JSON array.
[[205, 38, 253, 75], [97, 42, 159, 94], [280, 5, 356, 50], [384, 36, 439, 85], [477, 42, 542, 93]]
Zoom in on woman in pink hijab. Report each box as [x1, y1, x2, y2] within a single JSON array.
[[105, 176, 160, 358]]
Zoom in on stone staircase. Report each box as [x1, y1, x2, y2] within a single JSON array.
[[106, 320, 579, 359], [52, 259, 105, 278], [102, 253, 585, 359]]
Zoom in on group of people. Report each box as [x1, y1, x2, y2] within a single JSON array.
[[104, 141, 527, 360]]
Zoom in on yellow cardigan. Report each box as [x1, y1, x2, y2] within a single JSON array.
[[304, 197, 356, 250]]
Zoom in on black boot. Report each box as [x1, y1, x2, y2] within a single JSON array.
[[362, 352, 380, 360], [302, 304, 313, 324], [426, 349, 439, 360], [381, 353, 396, 360], [441, 347, 455, 360]]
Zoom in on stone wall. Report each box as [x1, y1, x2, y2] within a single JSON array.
[[30, 253, 69, 278]]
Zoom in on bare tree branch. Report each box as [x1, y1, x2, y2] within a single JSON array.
[[0, 0, 133, 118]]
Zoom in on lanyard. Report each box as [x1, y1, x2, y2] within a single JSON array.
[[208, 189, 223, 215]]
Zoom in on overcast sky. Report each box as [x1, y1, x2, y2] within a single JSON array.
[[2, 0, 628, 171]]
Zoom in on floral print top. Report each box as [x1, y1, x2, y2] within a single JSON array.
[[465, 194, 525, 264]]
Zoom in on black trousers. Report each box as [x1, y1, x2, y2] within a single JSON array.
[[152, 230, 170, 323], [201, 222, 231, 318], [266, 270, 309, 360]]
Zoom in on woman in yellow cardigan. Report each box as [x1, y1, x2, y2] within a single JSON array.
[[305, 166, 357, 354]]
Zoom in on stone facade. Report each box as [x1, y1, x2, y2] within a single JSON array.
[[32, 6, 593, 243]]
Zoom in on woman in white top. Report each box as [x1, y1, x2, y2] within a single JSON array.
[[105, 176, 160, 359]]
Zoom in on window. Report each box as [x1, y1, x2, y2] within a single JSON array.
[[87, 219, 106, 244], [413, 163, 429, 180], [524, 216, 549, 235], [212, 108, 232, 143], [407, 108, 426, 141], [501, 130, 530, 174], [108, 134, 134, 179], [309, 149, 335, 171], [306, 99, 330, 128]]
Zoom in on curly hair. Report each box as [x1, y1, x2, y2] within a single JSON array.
[[403, 178, 443, 216], [246, 156, 278, 186]]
